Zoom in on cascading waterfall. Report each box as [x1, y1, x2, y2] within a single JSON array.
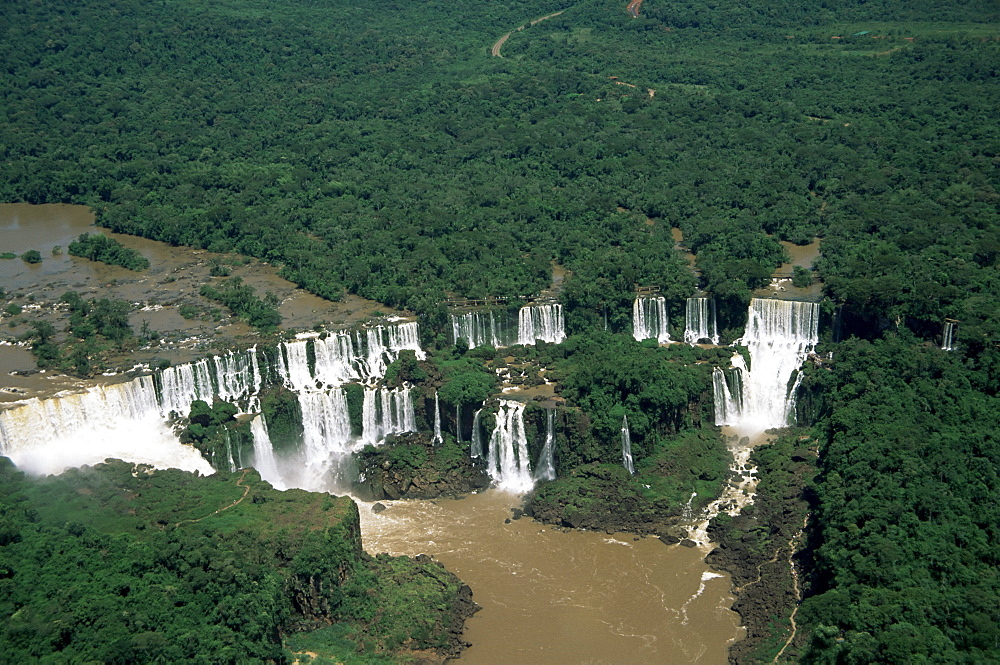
[[684, 297, 719, 346], [533, 409, 556, 481], [487, 400, 534, 492], [470, 408, 484, 458], [621, 415, 635, 475], [0, 321, 425, 486], [362, 386, 416, 445], [633, 297, 671, 343], [250, 414, 282, 487], [518, 304, 566, 346], [432, 391, 443, 444], [451, 310, 513, 349], [942, 321, 956, 351], [0, 377, 213, 476], [713, 299, 819, 432]]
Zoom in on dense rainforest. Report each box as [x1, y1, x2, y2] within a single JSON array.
[[0, 458, 476, 663], [1, 0, 998, 662]]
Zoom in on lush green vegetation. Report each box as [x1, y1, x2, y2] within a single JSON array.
[[0, 458, 473, 663], [19, 250, 41, 264], [1, 0, 998, 660], [19, 291, 138, 374], [200, 276, 282, 332], [794, 334, 999, 663], [68, 232, 150, 270]]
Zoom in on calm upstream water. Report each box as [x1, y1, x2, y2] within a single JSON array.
[[359, 491, 744, 664]]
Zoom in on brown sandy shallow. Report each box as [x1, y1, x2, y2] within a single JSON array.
[[0, 203, 401, 402]]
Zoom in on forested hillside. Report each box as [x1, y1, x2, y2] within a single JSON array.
[[3, 0, 996, 339], [2, 0, 998, 662]]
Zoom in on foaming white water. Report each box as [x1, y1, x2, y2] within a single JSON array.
[[451, 310, 513, 349], [714, 299, 818, 432], [362, 386, 416, 445], [487, 400, 533, 493], [633, 297, 671, 343], [533, 409, 556, 481], [621, 415, 635, 475], [517, 304, 566, 345], [0, 321, 426, 482], [684, 297, 719, 346], [0, 379, 213, 476]]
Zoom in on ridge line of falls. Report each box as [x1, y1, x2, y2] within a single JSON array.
[[684, 297, 719, 346], [533, 409, 556, 481], [486, 400, 534, 493], [633, 296, 671, 343], [432, 391, 442, 444], [470, 408, 484, 458], [621, 415, 635, 475], [0, 321, 424, 488]]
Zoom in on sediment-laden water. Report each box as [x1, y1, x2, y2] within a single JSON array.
[[359, 491, 744, 664]]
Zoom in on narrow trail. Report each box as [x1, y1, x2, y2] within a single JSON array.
[[773, 515, 810, 662], [490, 11, 565, 57], [175, 468, 252, 527]]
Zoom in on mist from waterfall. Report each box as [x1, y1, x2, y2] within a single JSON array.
[[0, 322, 424, 486]]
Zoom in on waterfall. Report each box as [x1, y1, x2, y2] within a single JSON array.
[[534, 410, 556, 481], [0, 321, 426, 486], [684, 297, 719, 346], [0, 377, 213, 476], [455, 404, 462, 443], [712, 366, 743, 425], [713, 299, 819, 431], [451, 310, 513, 349], [470, 408, 484, 458], [621, 415, 635, 475], [362, 386, 416, 445], [633, 297, 671, 343], [518, 304, 566, 346], [486, 400, 534, 492], [432, 391, 443, 444], [250, 414, 282, 487], [942, 321, 956, 351]]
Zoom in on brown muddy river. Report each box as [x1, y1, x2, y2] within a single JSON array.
[[359, 492, 744, 664], [0, 203, 394, 400]]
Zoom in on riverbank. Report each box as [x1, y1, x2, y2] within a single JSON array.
[[705, 432, 818, 663]]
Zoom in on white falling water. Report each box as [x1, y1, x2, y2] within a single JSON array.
[[470, 408, 484, 458], [451, 310, 513, 349], [941, 321, 956, 351], [633, 297, 671, 343], [432, 391, 443, 444], [712, 366, 744, 425], [518, 304, 566, 346], [534, 409, 556, 481], [250, 414, 283, 487], [487, 400, 534, 493], [684, 297, 719, 346], [362, 386, 416, 445], [621, 415, 635, 475], [0, 321, 426, 484], [713, 299, 819, 432], [0, 377, 214, 476]]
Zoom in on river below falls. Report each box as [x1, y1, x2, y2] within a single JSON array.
[[358, 491, 744, 664]]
